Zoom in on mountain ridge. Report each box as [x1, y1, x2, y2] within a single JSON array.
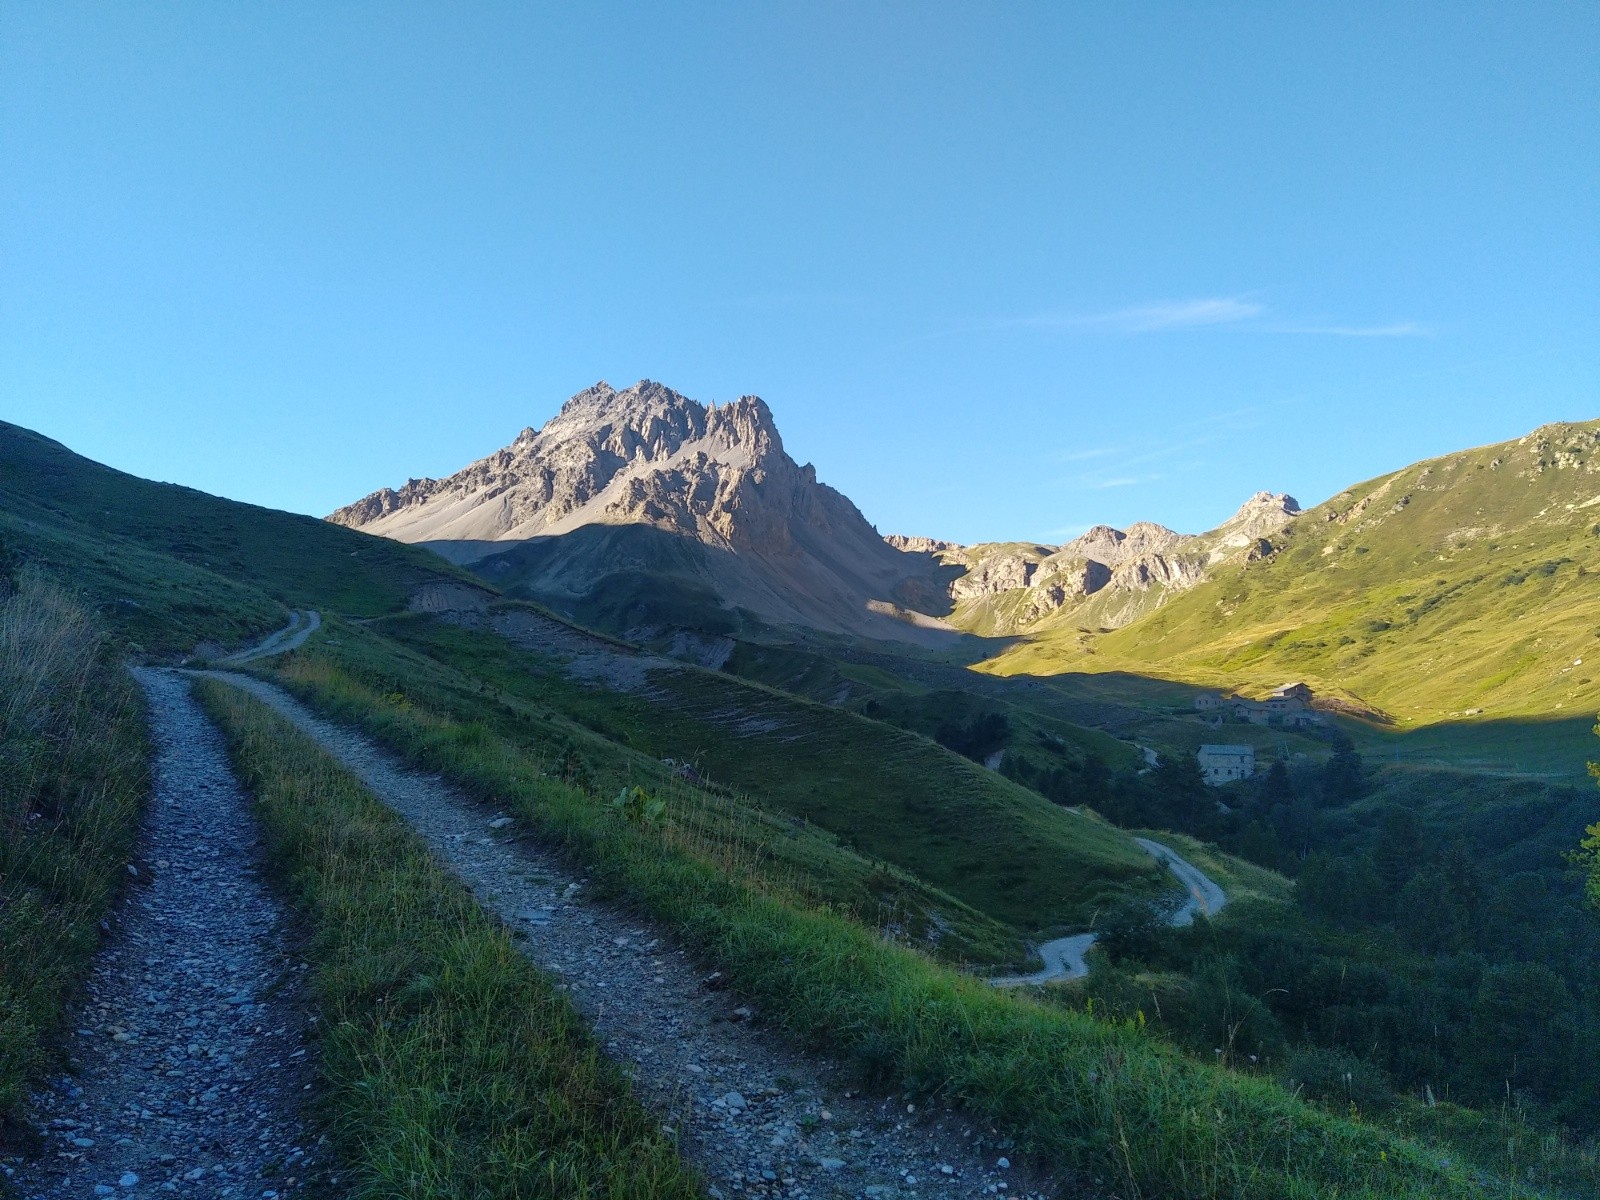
[[988, 417, 1600, 723], [893, 490, 1301, 636], [328, 379, 1307, 643], [329, 380, 955, 642], [331, 381, 798, 553], [326, 382, 1600, 723]]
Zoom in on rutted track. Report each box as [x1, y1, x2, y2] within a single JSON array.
[[7, 669, 317, 1199], [205, 671, 1071, 1200], [221, 611, 321, 664]]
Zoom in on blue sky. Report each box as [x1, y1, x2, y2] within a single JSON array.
[[3, 3, 1596, 544]]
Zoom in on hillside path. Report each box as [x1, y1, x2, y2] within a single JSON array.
[[221, 611, 321, 664], [203, 671, 1076, 1200], [989, 840, 1226, 987], [5, 669, 318, 1199]]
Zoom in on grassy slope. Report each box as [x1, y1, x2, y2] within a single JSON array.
[[1340, 714, 1599, 782], [0, 421, 482, 621], [380, 611, 1165, 938], [196, 679, 698, 1199], [272, 617, 1026, 963], [0, 576, 147, 1126], [0, 500, 286, 655], [726, 639, 1141, 770], [251, 633, 1508, 1200], [985, 420, 1600, 744], [1348, 765, 1598, 882]]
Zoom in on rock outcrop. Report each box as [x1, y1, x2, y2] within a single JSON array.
[[894, 493, 1300, 635], [332, 382, 805, 553]]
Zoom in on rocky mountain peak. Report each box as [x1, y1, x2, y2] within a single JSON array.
[[706, 394, 785, 461], [1060, 521, 1186, 566], [885, 534, 962, 554], [536, 380, 706, 456], [1213, 491, 1301, 545], [1236, 490, 1300, 518], [325, 380, 941, 641]]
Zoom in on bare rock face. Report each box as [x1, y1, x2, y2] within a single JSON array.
[[1207, 491, 1301, 551], [1060, 521, 1186, 567], [329, 381, 956, 642], [329, 381, 814, 552], [949, 550, 1044, 602], [884, 533, 961, 554], [894, 491, 1301, 635]]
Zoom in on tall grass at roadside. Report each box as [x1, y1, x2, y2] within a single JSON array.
[[0, 571, 147, 1125], [194, 679, 699, 1200], [261, 646, 1529, 1199]]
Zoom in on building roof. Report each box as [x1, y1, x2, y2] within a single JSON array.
[[1198, 743, 1255, 756]]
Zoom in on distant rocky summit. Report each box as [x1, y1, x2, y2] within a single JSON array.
[[889, 492, 1300, 635], [329, 380, 955, 642]]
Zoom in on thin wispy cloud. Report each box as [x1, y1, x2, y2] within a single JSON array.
[[1050, 404, 1296, 495], [1005, 297, 1262, 333], [1057, 434, 1220, 475], [992, 297, 1427, 339], [1092, 298, 1264, 332]]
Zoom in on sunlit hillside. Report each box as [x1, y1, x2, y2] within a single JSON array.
[[983, 419, 1600, 727]]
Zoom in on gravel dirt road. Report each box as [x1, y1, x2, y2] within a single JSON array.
[[221, 612, 320, 665], [5, 669, 317, 1200], [206, 670, 1080, 1200]]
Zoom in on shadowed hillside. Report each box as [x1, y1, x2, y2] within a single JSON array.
[[0, 421, 488, 651]]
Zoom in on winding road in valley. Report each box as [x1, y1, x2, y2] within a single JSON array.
[[989, 838, 1228, 987], [1135, 836, 1227, 927]]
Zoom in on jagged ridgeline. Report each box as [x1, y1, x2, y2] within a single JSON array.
[[0, 420, 486, 652], [327, 379, 959, 644], [889, 490, 1301, 636], [326, 378, 1309, 648], [992, 419, 1600, 724]]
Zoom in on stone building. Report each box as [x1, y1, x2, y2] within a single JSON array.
[[1194, 683, 1321, 729], [1197, 743, 1256, 785]]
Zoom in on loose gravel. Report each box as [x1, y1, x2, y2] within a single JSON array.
[[210, 672, 1081, 1200], [3, 669, 318, 1200]]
